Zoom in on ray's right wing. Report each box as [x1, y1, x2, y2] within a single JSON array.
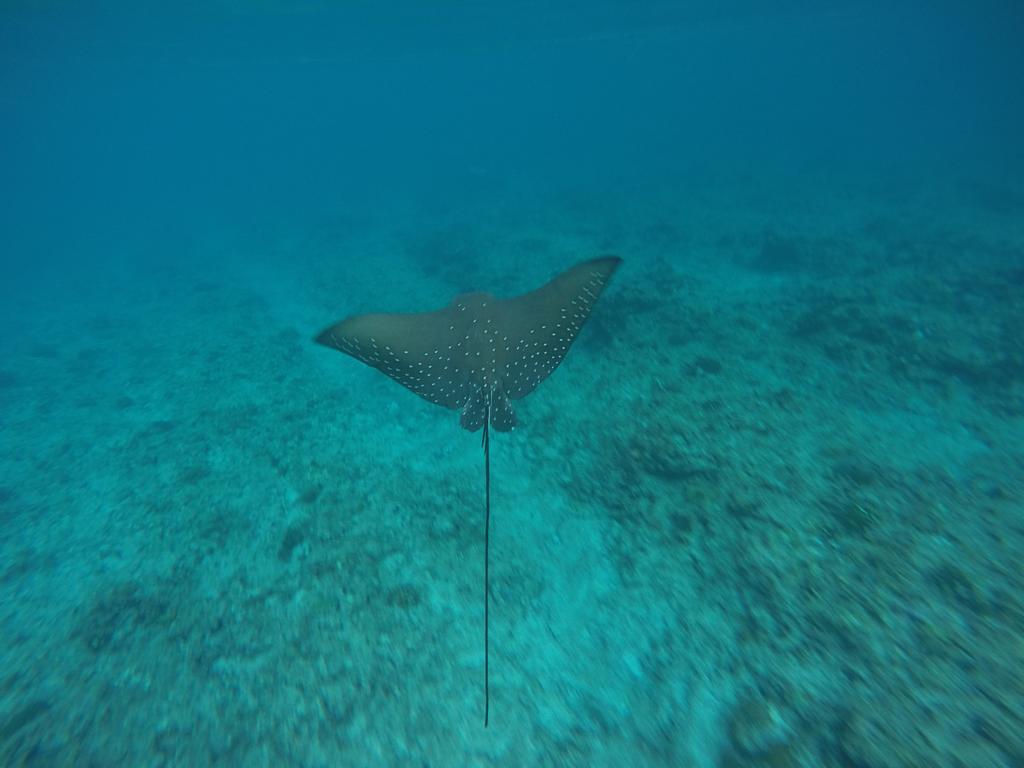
[[496, 256, 621, 400]]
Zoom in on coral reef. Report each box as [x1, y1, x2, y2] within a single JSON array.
[[1, 181, 1022, 766]]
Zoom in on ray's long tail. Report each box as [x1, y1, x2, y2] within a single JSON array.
[[482, 404, 491, 728]]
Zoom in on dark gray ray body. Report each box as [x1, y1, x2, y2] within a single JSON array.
[[314, 254, 621, 727], [315, 256, 621, 431]]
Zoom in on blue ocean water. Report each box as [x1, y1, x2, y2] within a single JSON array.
[[2, 1, 1023, 765]]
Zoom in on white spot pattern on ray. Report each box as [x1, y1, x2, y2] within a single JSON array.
[[315, 257, 621, 432]]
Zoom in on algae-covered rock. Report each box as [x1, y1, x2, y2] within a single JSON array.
[[728, 693, 792, 757]]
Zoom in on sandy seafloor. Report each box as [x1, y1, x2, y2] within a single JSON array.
[[1, 176, 1022, 767]]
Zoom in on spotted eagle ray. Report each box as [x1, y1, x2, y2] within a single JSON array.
[[314, 255, 621, 726]]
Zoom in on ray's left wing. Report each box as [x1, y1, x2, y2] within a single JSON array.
[[315, 307, 474, 410]]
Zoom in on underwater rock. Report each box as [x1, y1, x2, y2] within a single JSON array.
[[691, 356, 724, 375], [750, 232, 805, 274], [75, 582, 172, 654], [927, 561, 986, 615], [385, 584, 422, 609], [277, 523, 307, 562], [177, 465, 211, 487], [722, 693, 794, 766], [631, 430, 718, 483], [0, 699, 50, 742], [296, 484, 322, 505]]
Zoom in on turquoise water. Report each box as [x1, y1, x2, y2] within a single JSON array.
[[2, 3, 1022, 766]]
